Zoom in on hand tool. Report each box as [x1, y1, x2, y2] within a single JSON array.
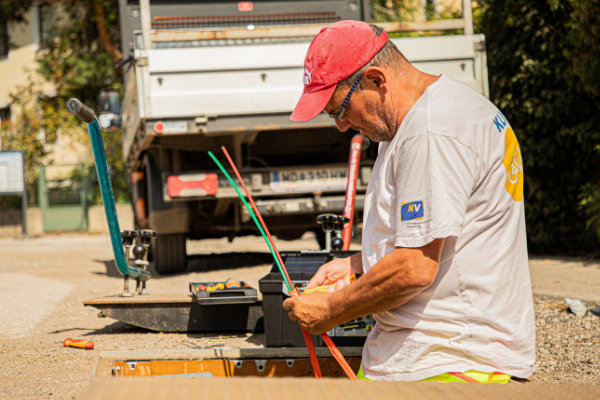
[[302, 274, 356, 295], [63, 337, 94, 349]]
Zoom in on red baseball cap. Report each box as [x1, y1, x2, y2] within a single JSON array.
[[290, 20, 389, 122]]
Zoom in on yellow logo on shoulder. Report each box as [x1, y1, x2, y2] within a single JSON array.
[[502, 128, 523, 201]]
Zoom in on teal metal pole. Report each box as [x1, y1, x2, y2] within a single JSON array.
[[66, 98, 144, 279]]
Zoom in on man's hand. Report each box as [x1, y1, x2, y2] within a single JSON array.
[[306, 252, 362, 289], [282, 292, 339, 334]]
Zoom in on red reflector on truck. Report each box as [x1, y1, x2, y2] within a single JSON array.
[[167, 174, 218, 197]]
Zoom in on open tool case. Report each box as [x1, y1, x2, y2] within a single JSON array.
[[189, 281, 258, 305], [259, 250, 372, 347]]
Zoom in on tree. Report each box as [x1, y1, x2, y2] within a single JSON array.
[[2, 0, 129, 203], [477, 0, 600, 255]]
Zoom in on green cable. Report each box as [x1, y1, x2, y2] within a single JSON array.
[[208, 151, 292, 293]]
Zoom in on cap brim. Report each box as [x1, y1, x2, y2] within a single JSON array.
[[290, 84, 337, 122]]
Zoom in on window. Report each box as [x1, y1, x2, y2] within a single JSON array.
[[0, 23, 8, 58], [0, 106, 10, 127], [39, 3, 55, 48]]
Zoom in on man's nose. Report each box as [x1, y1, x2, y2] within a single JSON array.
[[334, 119, 352, 132]]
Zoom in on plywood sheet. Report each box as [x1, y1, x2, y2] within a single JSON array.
[[81, 376, 600, 400]]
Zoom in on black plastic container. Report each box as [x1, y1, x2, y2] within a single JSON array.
[[259, 250, 369, 347], [189, 281, 258, 305]]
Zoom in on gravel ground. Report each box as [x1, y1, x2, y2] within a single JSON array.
[[533, 296, 600, 383], [0, 233, 599, 399]]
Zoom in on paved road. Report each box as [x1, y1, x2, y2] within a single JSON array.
[[0, 233, 598, 341]]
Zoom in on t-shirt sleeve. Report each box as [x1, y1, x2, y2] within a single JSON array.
[[392, 133, 479, 248]]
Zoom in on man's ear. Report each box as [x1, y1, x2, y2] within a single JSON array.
[[363, 67, 386, 90]]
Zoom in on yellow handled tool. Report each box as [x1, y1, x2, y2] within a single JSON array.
[[303, 274, 357, 295], [63, 337, 94, 349]]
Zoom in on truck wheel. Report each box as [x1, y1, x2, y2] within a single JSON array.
[[150, 233, 187, 274]]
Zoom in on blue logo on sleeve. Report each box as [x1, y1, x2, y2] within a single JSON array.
[[401, 200, 424, 221]]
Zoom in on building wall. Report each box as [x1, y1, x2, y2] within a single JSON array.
[[0, 7, 43, 107], [0, 5, 90, 179]]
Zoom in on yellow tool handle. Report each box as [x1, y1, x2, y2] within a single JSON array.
[[303, 274, 356, 295], [63, 337, 94, 349]]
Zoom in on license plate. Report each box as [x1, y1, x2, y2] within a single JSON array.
[[270, 167, 348, 193], [161, 121, 188, 133]]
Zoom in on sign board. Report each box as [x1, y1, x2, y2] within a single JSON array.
[[0, 151, 25, 194]]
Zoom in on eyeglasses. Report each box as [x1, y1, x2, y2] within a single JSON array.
[[328, 75, 363, 121]]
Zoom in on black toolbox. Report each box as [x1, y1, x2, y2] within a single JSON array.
[[189, 281, 258, 305], [259, 250, 373, 347]]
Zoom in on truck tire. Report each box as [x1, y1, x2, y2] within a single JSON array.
[[150, 233, 187, 274]]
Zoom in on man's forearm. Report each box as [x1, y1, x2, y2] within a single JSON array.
[[326, 239, 443, 326]]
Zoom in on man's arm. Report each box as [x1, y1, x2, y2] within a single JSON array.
[[283, 238, 444, 334]]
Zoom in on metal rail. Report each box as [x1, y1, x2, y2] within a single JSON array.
[[147, 19, 467, 43]]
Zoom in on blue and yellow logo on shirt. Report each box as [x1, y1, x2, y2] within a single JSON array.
[[493, 111, 524, 202], [401, 200, 424, 221]]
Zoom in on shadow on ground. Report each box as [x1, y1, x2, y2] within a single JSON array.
[[93, 252, 273, 278], [187, 252, 272, 273]]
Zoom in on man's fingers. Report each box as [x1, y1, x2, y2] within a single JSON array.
[[282, 298, 294, 311], [287, 311, 298, 321], [306, 268, 327, 289]]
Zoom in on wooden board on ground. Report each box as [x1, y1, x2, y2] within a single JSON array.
[[81, 376, 600, 400]]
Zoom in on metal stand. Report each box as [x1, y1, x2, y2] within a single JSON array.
[[317, 214, 349, 251], [120, 230, 156, 297]]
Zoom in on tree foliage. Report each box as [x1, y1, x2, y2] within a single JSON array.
[[2, 0, 128, 203], [477, 0, 600, 255]]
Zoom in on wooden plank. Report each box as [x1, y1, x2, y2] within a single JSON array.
[[81, 377, 600, 400], [84, 294, 194, 305]]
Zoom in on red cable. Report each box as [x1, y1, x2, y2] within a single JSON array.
[[220, 147, 322, 378], [342, 134, 363, 250], [221, 147, 293, 286], [321, 334, 358, 380]]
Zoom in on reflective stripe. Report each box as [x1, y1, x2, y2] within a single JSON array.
[[357, 364, 511, 383], [449, 372, 479, 382], [424, 370, 512, 384]]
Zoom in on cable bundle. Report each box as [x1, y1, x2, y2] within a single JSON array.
[[209, 147, 357, 380]]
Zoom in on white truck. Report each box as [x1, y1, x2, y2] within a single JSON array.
[[113, 0, 488, 273]]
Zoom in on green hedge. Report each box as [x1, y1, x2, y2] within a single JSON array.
[[477, 0, 600, 255]]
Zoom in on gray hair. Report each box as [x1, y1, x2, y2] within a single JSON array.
[[337, 24, 407, 90]]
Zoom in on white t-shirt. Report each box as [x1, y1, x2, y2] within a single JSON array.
[[360, 75, 536, 381]]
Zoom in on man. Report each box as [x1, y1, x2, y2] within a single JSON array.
[[282, 20, 536, 382]]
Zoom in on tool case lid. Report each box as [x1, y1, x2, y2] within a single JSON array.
[[258, 250, 357, 294]]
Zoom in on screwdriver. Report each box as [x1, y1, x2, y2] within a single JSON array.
[[63, 337, 94, 349]]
